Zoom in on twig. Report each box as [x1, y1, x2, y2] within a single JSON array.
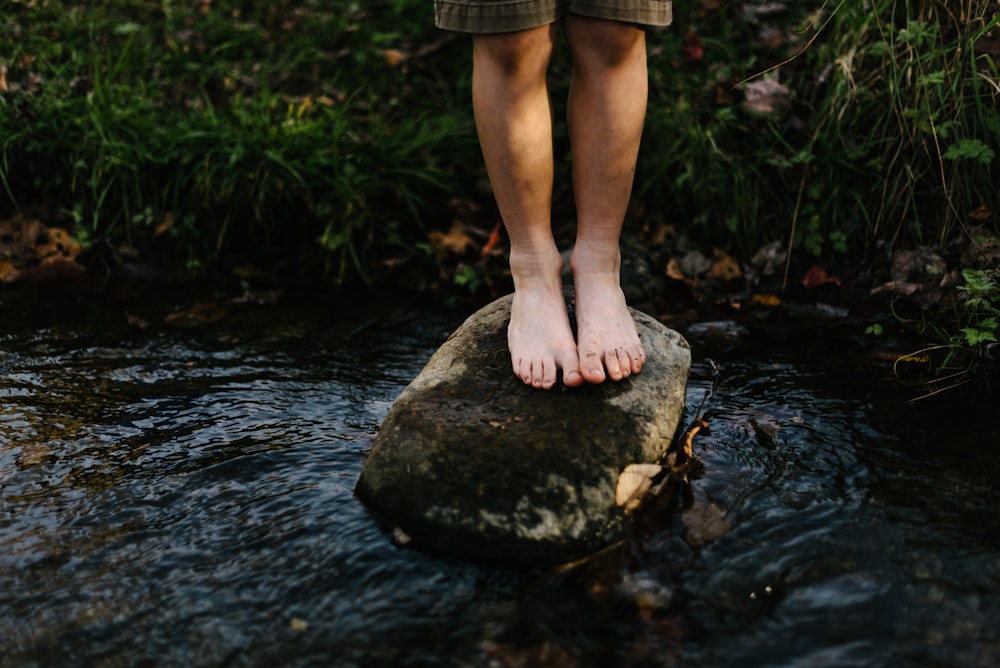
[[733, 0, 848, 89]]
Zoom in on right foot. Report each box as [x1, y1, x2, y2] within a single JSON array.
[[507, 248, 583, 389]]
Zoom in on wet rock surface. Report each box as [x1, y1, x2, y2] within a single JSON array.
[[356, 294, 691, 564]]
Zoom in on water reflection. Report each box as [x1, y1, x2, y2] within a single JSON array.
[[1, 291, 998, 666]]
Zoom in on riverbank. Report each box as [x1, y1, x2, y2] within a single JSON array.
[[2, 0, 998, 394]]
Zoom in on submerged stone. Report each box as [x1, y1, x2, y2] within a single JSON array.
[[355, 294, 691, 564]]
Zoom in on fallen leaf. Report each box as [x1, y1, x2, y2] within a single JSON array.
[[968, 204, 993, 221], [481, 221, 503, 257], [392, 526, 412, 545], [748, 240, 786, 277], [289, 617, 309, 632], [615, 463, 663, 510], [155, 212, 175, 237], [665, 257, 686, 281], [125, 312, 150, 329], [750, 417, 781, 446], [679, 250, 712, 277], [164, 301, 229, 327], [35, 226, 80, 259], [0, 65, 7, 93], [428, 220, 475, 258], [707, 248, 742, 281], [24, 255, 87, 282], [676, 417, 708, 468], [751, 293, 781, 307], [643, 222, 673, 247], [0, 258, 21, 283], [891, 247, 946, 283], [801, 265, 841, 289], [960, 225, 1000, 267], [741, 78, 791, 116], [233, 289, 283, 306], [383, 48, 409, 67], [683, 499, 731, 547], [894, 352, 930, 364], [683, 30, 704, 62]]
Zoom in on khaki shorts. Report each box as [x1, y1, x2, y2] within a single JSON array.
[[434, 0, 672, 34]]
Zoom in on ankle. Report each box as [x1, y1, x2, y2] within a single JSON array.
[[570, 244, 621, 279], [509, 246, 564, 288]]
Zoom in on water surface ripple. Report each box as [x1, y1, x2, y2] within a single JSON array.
[[1, 293, 998, 666]]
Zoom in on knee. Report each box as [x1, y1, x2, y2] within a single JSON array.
[[567, 19, 646, 70], [473, 27, 554, 79]]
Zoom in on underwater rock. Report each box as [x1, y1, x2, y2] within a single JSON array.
[[355, 294, 691, 564]]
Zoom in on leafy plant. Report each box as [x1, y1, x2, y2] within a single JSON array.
[[1, 0, 473, 283]]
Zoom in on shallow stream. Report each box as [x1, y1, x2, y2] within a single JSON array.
[[2, 287, 998, 666]]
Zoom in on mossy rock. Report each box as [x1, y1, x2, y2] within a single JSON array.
[[356, 294, 691, 564]]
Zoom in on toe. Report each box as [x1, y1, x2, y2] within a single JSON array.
[[560, 350, 583, 388], [540, 357, 558, 389], [531, 360, 546, 389], [512, 357, 529, 385], [629, 346, 646, 374], [563, 369, 584, 387], [581, 351, 606, 384], [604, 347, 624, 381]]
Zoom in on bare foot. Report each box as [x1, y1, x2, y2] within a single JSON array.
[[508, 248, 584, 389], [572, 249, 646, 384]]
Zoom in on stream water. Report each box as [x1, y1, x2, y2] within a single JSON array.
[[1, 286, 998, 667]]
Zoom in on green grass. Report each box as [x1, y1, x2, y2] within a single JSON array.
[[1, 0, 997, 294], [1, 0, 477, 281], [639, 0, 999, 261]]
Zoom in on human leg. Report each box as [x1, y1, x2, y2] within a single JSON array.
[[472, 26, 584, 389], [563, 14, 649, 384]]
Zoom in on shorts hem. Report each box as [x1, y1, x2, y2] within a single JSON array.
[[435, 0, 672, 34]]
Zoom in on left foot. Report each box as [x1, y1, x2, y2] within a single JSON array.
[[572, 248, 646, 384]]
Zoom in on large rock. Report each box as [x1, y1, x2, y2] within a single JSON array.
[[356, 294, 691, 564]]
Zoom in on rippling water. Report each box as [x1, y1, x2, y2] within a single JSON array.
[[1, 288, 998, 666]]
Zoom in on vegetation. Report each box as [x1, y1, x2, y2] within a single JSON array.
[[1, 0, 474, 280], [641, 0, 998, 256], [1, 0, 998, 391]]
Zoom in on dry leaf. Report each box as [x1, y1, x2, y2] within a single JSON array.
[[664, 257, 686, 281], [428, 220, 474, 258], [35, 227, 81, 259], [741, 78, 790, 116], [125, 312, 150, 329], [615, 463, 663, 510], [289, 617, 309, 632], [801, 265, 841, 289], [0, 258, 21, 283], [968, 204, 994, 221], [676, 417, 707, 469], [164, 301, 229, 327], [392, 526, 412, 545], [707, 248, 742, 281], [683, 30, 704, 62], [0, 65, 8, 93], [25, 255, 87, 282], [751, 293, 781, 307], [155, 212, 175, 237], [683, 499, 731, 547], [960, 225, 1000, 267], [383, 49, 409, 67], [480, 221, 503, 257]]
